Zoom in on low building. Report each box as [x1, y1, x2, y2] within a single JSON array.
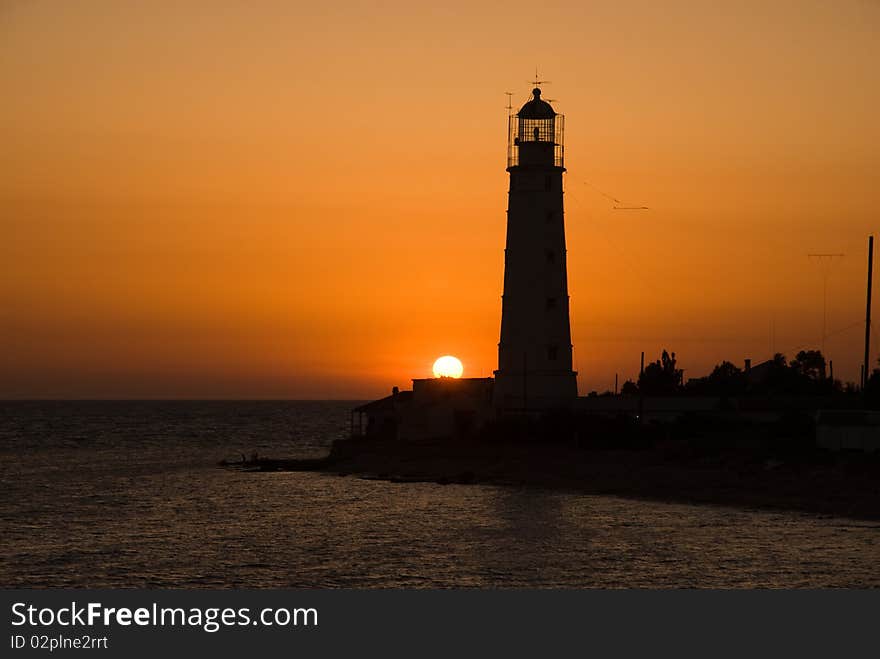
[[353, 378, 494, 441]]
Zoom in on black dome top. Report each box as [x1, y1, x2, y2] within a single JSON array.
[[518, 88, 555, 119]]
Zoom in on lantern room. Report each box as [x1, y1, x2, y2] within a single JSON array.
[[507, 87, 564, 169]]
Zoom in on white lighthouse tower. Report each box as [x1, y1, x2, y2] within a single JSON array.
[[493, 87, 578, 410]]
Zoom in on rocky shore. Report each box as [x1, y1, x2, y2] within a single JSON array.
[[222, 434, 880, 521]]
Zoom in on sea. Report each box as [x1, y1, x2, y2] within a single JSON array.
[[1, 400, 877, 588]]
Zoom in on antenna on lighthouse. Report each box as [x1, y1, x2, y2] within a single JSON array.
[[530, 68, 550, 88], [505, 92, 514, 115]]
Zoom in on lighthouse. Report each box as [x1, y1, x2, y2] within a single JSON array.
[[494, 87, 578, 410]]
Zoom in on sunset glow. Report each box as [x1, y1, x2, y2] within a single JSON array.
[[1, 2, 878, 399]]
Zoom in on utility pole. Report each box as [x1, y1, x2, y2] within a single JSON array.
[[638, 352, 645, 425], [863, 236, 874, 393]]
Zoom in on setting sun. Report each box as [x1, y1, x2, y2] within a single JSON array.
[[432, 356, 464, 379]]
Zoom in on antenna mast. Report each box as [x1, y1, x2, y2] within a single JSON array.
[[807, 253, 845, 353], [530, 68, 550, 88]]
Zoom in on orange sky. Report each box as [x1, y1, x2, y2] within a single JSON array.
[[2, 1, 879, 398]]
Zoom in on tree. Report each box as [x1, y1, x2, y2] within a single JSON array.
[[789, 350, 826, 382], [638, 350, 682, 395], [706, 360, 745, 396], [620, 379, 639, 396]]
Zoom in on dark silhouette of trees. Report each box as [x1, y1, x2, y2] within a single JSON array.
[[684, 360, 746, 396], [769, 352, 787, 373], [764, 350, 827, 395], [680, 351, 830, 397], [707, 360, 746, 396], [638, 350, 682, 395], [789, 350, 826, 382], [616, 348, 851, 398], [620, 379, 639, 396]]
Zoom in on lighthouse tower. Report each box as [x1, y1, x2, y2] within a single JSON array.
[[494, 87, 578, 410]]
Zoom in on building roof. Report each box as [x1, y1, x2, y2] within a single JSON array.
[[746, 359, 777, 384], [411, 377, 494, 384], [518, 88, 556, 119], [352, 391, 412, 414]]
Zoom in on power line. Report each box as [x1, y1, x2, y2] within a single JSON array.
[[771, 318, 863, 365]]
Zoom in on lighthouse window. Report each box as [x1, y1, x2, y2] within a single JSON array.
[[547, 345, 559, 361], [546, 297, 557, 310]]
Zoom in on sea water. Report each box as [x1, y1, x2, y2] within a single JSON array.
[[1, 401, 877, 588]]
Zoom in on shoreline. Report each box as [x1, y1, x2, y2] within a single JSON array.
[[222, 435, 880, 521]]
